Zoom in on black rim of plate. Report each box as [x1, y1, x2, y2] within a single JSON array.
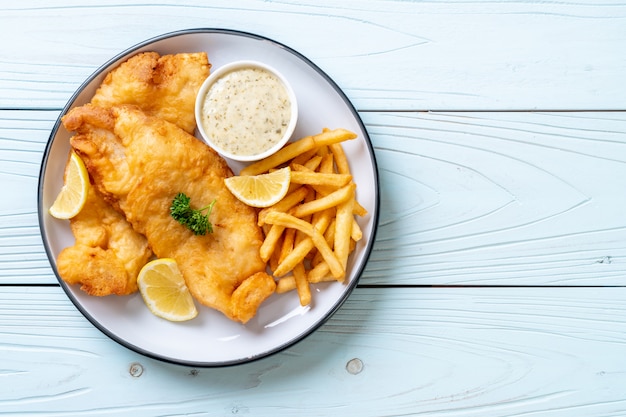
[[38, 28, 380, 367]]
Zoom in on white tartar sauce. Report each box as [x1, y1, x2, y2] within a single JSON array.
[[201, 67, 292, 156]]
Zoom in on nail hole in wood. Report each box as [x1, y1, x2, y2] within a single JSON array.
[[129, 362, 144, 377], [346, 358, 363, 375]]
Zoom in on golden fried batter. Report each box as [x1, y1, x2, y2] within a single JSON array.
[[57, 184, 152, 296], [91, 51, 211, 133], [63, 104, 275, 323], [57, 51, 211, 297]]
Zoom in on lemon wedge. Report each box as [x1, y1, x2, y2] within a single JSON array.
[[224, 166, 291, 208], [49, 151, 90, 219], [137, 258, 198, 322]]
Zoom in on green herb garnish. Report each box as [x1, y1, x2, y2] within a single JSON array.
[[170, 192, 216, 236]]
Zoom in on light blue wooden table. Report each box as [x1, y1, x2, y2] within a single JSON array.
[[2, 1, 626, 415]]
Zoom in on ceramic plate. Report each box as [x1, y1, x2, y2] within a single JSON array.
[[38, 29, 379, 367]]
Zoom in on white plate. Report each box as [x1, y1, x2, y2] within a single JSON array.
[[38, 29, 379, 367]]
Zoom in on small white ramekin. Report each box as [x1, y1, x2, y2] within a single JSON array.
[[195, 60, 298, 162]]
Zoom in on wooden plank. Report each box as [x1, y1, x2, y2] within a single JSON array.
[[363, 111, 626, 286], [0, 1, 624, 111], [0, 111, 626, 285], [3, 110, 626, 286], [0, 111, 57, 285], [1, 286, 625, 416]]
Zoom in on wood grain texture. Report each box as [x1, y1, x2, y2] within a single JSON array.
[[1, 286, 625, 416], [363, 111, 626, 286], [0, 111, 57, 285], [2, 2, 626, 415], [4, 110, 625, 286], [0, 1, 625, 111]]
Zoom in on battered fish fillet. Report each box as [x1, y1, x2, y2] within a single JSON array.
[[56, 51, 211, 296], [63, 104, 276, 323], [57, 184, 152, 296], [91, 51, 211, 134]]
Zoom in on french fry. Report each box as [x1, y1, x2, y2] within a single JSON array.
[[272, 208, 334, 277], [273, 237, 314, 277], [293, 262, 311, 306], [290, 183, 355, 218], [295, 187, 316, 245], [244, 128, 365, 304], [351, 218, 363, 242], [319, 152, 335, 174], [328, 143, 366, 217], [310, 226, 357, 283], [291, 148, 319, 167], [316, 145, 330, 157], [268, 232, 284, 273], [311, 153, 339, 196], [324, 218, 336, 247], [353, 200, 368, 217], [258, 186, 309, 226], [260, 224, 285, 262], [308, 261, 334, 284], [240, 136, 315, 176], [349, 237, 357, 253], [291, 159, 340, 196], [329, 143, 350, 175], [334, 186, 355, 271], [278, 227, 296, 264], [276, 275, 296, 293], [240, 128, 357, 176], [297, 155, 323, 171], [264, 211, 343, 279], [312, 218, 335, 267], [290, 170, 352, 188], [312, 129, 356, 147]]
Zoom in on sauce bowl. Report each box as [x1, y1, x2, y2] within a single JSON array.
[[195, 60, 298, 162]]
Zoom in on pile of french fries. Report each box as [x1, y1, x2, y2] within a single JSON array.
[[240, 128, 367, 306]]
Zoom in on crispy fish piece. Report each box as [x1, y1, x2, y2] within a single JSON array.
[[63, 104, 276, 323], [91, 51, 211, 133], [57, 51, 211, 296], [57, 184, 152, 296]]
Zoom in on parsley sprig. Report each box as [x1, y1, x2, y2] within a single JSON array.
[[170, 193, 216, 236]]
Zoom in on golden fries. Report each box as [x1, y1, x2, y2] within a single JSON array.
[[240, 128, 357, 176], [259, 224, 285, 262], [290, 183, 355, 218], [293, 262, 311, 306], [290, 170, 352, 188], [244, 128, 364, 306], [258, 186, 309, 226], [334, 186, 355, 270], [264, 211, 344, 279]]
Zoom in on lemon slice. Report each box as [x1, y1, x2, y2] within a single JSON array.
[[49, 151, 90, 219], [224, 166, 291, 208], [137, 258, 198, 322]]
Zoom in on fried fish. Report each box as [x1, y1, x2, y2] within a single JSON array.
[[57, 183, 152, 295], [63, 104, 276, 323], [91, 51, 211, 133], [56, 52, 211, 296]]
